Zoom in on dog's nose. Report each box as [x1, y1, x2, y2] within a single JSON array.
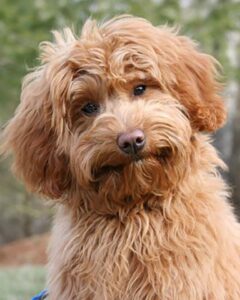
[[117, 129, 145, 155]]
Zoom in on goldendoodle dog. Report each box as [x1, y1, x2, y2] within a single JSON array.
[[2, 15, 240, 299]]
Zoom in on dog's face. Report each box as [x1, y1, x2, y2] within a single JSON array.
[[2, 16, 226, 211]]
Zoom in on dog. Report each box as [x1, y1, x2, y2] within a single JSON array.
[[2, 15, 240, 299]]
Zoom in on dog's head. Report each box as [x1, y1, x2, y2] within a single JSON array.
[[2, 16, 226, 211]]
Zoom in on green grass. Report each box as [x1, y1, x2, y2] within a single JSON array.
[[0, 265, 46, 300]]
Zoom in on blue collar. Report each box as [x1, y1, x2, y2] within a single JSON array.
[[32, 290, 48, 300]]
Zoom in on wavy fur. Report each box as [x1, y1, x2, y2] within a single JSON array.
[[2, 16, 240, 299]]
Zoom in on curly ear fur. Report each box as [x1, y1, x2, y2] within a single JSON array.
[[1, 30, 74, 199], [169, 36, 227, 132]]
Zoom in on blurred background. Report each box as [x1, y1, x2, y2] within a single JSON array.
[[0, 0, 239, 298]]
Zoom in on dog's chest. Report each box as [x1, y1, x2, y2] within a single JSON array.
[[48, 208, 215, 299]]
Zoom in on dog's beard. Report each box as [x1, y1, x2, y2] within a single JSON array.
[[71, 142, 189, 212], [69, 137, 192, 217], [95, 155, 167, 196]]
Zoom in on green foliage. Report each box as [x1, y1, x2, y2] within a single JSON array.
[[0, 266, 46, 300], [183, 0, 240, 77]]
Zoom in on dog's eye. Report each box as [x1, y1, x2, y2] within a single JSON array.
[[133, 85, 146, 96], [81, 102, 100, 116]]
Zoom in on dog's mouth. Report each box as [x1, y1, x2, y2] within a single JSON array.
[[95, 164, 125, 177], [93, 147, 172, 179]]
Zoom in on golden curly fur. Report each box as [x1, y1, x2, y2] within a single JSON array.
[[2, 15, 240, 299]]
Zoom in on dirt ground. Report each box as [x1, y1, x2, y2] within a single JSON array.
[[0, 233, 49, 266]]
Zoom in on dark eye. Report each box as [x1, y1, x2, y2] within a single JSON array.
[[81, 102, 100, 116], [133, 85, 146, 96]]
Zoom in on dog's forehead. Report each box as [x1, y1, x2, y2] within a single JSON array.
[[66, 20, 187, 93], [69, 32, 162, 86]]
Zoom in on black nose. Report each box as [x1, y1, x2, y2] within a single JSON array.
[[117, 129, 145, 155]]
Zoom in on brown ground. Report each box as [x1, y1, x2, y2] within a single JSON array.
[[0, 233, 49, 266]]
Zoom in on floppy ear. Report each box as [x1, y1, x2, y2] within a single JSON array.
[[170, 36, 227, 132], [1, 29, 75, 199], [1, 70, 71, 199]]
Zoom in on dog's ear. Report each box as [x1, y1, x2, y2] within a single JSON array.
[[169, 36, 227, 132], [1, 70, 71, 199], [1, 29, 75, 199]]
